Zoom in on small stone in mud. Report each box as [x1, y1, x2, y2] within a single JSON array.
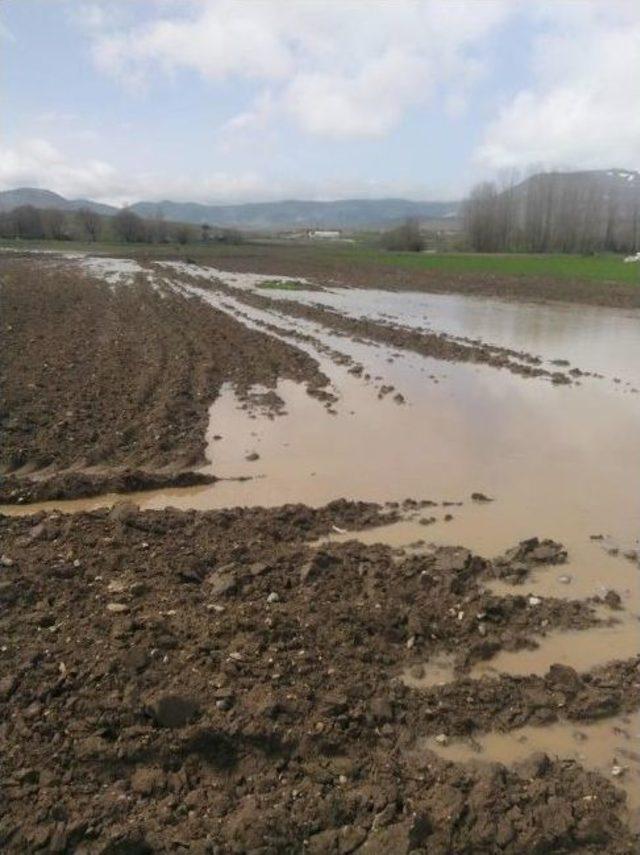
[[471, 492, 493, 502], [208, 568, 238, 597], [245, 452, 260, 461], [131, 767, 165, 795], [435, 733, 449, 745], [409, 664, 425, 679], [266, 591, 280, 603], [0, 554, 15, 567], [528, 596, 541, 606], [557, 574, 572, 584], [123, 647, 149, 672], [109, 500, 139, 523], [604, 589, 622, 610], [106, 602, 129, 614], [149, 695, 199, 728]]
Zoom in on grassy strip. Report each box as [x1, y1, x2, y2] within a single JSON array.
[[338, 246, 640, 285], [1, 237, 639, 286]]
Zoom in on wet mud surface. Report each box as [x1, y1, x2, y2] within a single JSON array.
[[192, 278, 578, 385], [163, 244, 640, 309], [1, 503, 638, 853], [0, 257, 329, 489], [1, 251, 639, 851], [0, 469, 218, 505]]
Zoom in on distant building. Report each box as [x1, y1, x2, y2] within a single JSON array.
[[308, 229, 342, 239]]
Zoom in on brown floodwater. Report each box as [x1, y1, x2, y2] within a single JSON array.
[[3, 258, 639, 813], [422, 711, 640, 820]]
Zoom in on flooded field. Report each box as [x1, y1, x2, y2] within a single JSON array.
[[1, 252, 638, 850]]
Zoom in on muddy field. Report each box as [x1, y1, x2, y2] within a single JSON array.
[[1, 251, 639, 853], [0, 256, 329, 495], [150, 243, 640, 310]]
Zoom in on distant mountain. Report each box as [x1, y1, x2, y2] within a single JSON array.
[[129, 198, 460, 230], [511, 169, 640, 202], [0, 187, 116, 216], [0, 188, 458, 230]]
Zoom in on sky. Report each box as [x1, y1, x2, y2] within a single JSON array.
[[0, 0, 639, 205]]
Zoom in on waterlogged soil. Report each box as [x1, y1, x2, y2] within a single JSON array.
[[174, 270, 578, 385], [158, 243, 640, 309], [1, 502, 639, 853], [1, 252, 640, 851], [0, 257, 329, 494]]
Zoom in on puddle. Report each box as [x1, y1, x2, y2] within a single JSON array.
[[423, 711, 640, 816], [471, 621, 640, 679], [2, 259, 639, 600], [3, 263, 640, 624], [3, 255, 639, 821]]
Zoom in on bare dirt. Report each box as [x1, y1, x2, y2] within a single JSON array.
[[1, 502, 638, 853], [0, 257, 330, 499]]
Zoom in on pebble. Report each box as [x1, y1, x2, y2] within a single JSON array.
[[611, 765, 625, 778], [435, 733, 449, 745], [557, 574, 572, 584], [528, 596, 541, 606], [107, 580, 127, 594], [1, 555, 15, 567], [266, 592, 280, 603], [106, 602, 129, 614], [149, 695, 199, 729]]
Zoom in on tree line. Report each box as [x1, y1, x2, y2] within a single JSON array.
[[0, 205, 244, 245], [464, 171, 640, 253]]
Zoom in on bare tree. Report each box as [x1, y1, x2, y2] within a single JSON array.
[[13, 206, 45, 239], [174, 224, 193, 245], [76, 207, 102, 242], [380, 218, 424, 252], [113, 208, 146, 243], [41, 209, 67, 240]]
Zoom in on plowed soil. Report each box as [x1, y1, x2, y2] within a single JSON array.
[[0, 257, 329, 498], [1, 502, 637, 853]]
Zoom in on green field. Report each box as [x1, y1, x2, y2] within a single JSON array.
[[339, 246, 640, 285], [2, 237, 639, 288]]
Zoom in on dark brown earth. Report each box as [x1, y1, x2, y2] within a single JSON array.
[[0, 257, 330, 499], [1, 501, 638, 853], [0, 469, 217, 505]]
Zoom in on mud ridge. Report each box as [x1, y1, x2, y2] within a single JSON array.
[[0, 469, 218, 505], [193, 276, 576, 384]]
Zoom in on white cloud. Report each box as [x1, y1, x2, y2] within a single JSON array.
[[0, 136, 457, 204], [477, 5, 640, 171], [0, 139, 118, 200], [85, 0, 511, 138]]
